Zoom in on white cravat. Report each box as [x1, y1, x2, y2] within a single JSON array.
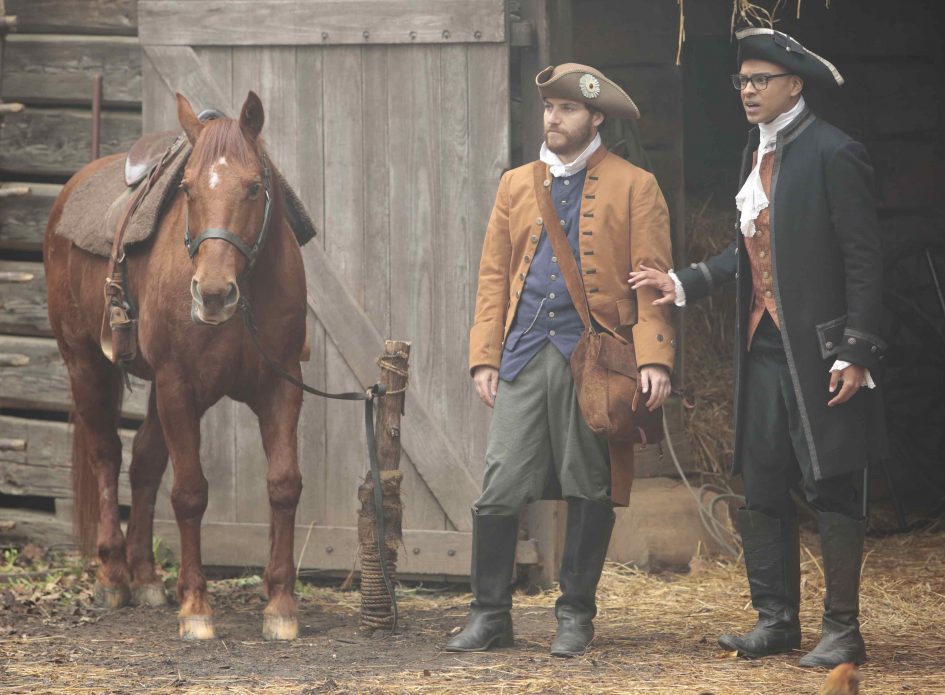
[[735, 96, 807, 237], [539, 133, 602, 178]]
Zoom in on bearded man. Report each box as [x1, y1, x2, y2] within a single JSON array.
[[630, 29, 885, 667], [446, 64, 676, 657]]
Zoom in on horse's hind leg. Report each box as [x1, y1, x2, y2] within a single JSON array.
[[125, 386, 170, 607], [66, 344, 131, 609], [255, 374, 303, 640]]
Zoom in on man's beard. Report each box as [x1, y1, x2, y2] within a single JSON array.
[[545, 119, 595, 157]]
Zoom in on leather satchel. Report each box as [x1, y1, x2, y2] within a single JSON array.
[[531, 163, 663, 445]]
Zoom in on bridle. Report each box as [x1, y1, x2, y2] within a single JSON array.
[[182, 155, 274, 279]]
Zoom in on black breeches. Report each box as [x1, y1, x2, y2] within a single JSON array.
[[740, 313, 863, 520]]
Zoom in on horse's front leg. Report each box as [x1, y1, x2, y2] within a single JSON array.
[[255, 372, 303, 640], [154, 371, 214, 639]]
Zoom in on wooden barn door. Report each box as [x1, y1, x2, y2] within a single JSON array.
[[138, 0, 517, 577]]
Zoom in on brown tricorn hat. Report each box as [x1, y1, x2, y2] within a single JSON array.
[[535, 63, 640, 120]]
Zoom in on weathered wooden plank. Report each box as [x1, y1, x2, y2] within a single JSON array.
[[139, 0, 505, 46], [465, 43, 509, 480], [2, 0, 137, 36], [0, 183, 60, 252], [1, 35, 141, 106], [0, 107, 141, 177], [294, 47, 329, 526], [320, 46, 370, 530], [152, 520, 536, 576], [0, 415, 135, 503], [0, 335, 147, 419], [0, 261, 50, 337], [142, 45, 236, 117], [0, 508, 73, 547]]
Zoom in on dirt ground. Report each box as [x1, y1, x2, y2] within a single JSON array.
[[2, 525, 944, 695]]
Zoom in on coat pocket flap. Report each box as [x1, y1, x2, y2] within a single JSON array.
[[815, 314, 847, 360], [595, 331, 639, 378], [616, 297, 638, 327]]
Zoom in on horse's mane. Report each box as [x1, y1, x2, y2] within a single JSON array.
[[190, 118, 267, 173]]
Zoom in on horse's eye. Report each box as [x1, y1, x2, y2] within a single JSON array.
[[179, 181, 191, 198], [248, 182, 261, 199]]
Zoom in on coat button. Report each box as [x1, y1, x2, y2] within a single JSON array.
[[549, 329, 557, 336], [531, 235, 538, 243], [515, 290, 521, 298], [543, 179, 551, 187], [826, 341, 834, 350], [519, 273, 525, 280], [552, 256, 558, 263], [549, 311, 556, 318], [656, 334, 664, 342], [564, 180, 570, 186], [670, 338, 677, 348], [765, 290, 773, 298], [759, 250, 767, 258], [536, 217, 543, 225], [549, 292, 556, 299], [524, 255, 531, 262], [871, 345, 878, 353], [550, 273, 557, 280], [848, 337, 857, 345], [763, 271, 770, 279]]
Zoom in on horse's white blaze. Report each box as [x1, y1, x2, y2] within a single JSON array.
[[208, 156, 227, 189]]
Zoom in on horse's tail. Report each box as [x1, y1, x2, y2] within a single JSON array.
[[71, 379, 125, 556]]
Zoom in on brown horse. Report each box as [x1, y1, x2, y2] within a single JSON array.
[[44, 92, 307, 640]]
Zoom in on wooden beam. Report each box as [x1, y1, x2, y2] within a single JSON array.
[[304, 242, 481, 532], [0, 261, 51, 337], [139, 0, 505, 46], [1, 0, 137, 36], [0, 107, 141, 177], [0, 415, 135, 502], [0, 183, 60, 252], [152, 520, 536, 576], [1, 35, 141, 107], [142, 45, 236, 116], [0, 335, 147, 418]]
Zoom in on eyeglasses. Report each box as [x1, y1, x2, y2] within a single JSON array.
[[730, 73, 794, 91]]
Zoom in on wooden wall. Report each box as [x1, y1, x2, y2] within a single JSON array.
[[0, 1, 144, 504]]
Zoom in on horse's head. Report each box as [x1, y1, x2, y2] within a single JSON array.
[[177, 91, 271, 325]]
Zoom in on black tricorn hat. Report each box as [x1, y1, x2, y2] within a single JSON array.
[[736, 28, 844, 89]]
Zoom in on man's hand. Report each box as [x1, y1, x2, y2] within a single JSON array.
[[639, 365, 671, 411], [473, 366, 499, 408], [827, 364, 865, 407], [628, 264, 676, 306]]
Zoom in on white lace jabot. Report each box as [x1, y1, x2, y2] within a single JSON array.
[[735, 97, 806, 237]]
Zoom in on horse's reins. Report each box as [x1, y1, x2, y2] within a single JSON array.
[[183, 147, 400, 635]]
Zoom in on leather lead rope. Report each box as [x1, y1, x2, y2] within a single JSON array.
[[238, 298, 398, 634]]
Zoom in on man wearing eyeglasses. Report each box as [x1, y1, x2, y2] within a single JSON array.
[[629, 29, 885, 668]]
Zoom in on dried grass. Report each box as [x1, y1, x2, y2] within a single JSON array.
[[2, 527, 944, 694]]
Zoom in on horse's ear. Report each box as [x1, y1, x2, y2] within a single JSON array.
[[176, 93, 203, 145], [240, 91, 264, 140]]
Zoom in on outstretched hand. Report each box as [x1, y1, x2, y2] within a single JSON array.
[[628, 265, 676, 306]]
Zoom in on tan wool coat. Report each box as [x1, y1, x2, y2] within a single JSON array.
[[468, 146, 676, 505]]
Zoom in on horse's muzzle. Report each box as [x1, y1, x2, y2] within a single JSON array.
[[190, 277, 239, 325]]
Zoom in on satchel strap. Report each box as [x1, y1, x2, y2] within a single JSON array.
[[530, 162, 598, 334]]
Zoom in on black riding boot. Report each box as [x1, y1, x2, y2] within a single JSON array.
[[550, 497, 616, 658], [445, 512, 519, 652], [718, 509, 801, 657], [799, 511, 867, 667]]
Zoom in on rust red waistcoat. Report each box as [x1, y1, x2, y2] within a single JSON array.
[[743, 151, 780, 348]]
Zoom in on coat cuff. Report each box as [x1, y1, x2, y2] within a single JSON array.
[[674, 262, 713, 304], [468, 320, 504, 375], [631, 321, 676, 373], [835, 328, 887, 372]]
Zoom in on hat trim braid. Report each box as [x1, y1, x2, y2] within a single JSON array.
[[537, 68, 640, 119], [735, 27, 844, 86]]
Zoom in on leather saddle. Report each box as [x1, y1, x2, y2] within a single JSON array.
[[124, 131, 181, 187]]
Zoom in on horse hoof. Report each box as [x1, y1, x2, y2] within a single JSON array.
[[131, 583, 169, 607], [94, 583, 131, 610], [179, 615, 216, 640], [263, 614, 298, 641]]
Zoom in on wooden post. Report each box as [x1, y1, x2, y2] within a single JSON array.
[[358, 340, 410, 632], [90, 74, 103, 160]]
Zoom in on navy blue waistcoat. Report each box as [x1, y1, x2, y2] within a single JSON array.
[[499, 169, 587, 381]]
